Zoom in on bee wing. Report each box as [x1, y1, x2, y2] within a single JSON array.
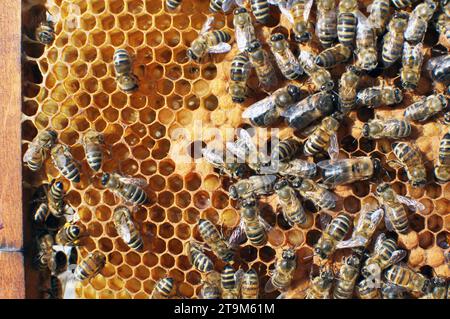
[[369, 207, 385, 228], [259, 216, 273, 232], [277, 0, 295, 24], [316, 159, 339, 170], [228, 219, 247, 247], [58, 269, 77, 299], [298, 50, 316, 70], [202, 148, 225, 166], [374, 232, 387, 253], [396, 195, 425, 212], [327, 133, 339, 162], [200, 16, 215, 35], [64, 204, 79, 222], [117, 222, 132, 243], [226, 141, 247, 162], [53, 151, 71, 168], [118, 176, 148, 188], [208, 42, 232, 54], [280, 97, 314, 120], [235, 23, 254, 52], [234, 269, 245, 288], [238, 129, 257, 154], [23, 142, 40, 162], [264, 276, 279, 293], [387, 250, 407, 267], [303, 0, 313, 21], [222, 0, 236, 12], [336, 235, 368, 249], [316, 8, 337, 38], [275, 50, 304, 75], [384, 209, 395, 232], [319, 212, 332, 230], [242, 95, 276, 119], [284, 159, 317, 178]]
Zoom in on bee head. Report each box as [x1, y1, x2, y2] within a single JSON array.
[[101, 173, 110, 186], [229, 185, 238, 200], [314, 246, 329, 259], [241, 197, 256, 208], [246, 40, 261, 53], [234, 7, 247, 15], [234, 164, 248, 179], [444, 112, 450, 125], [321, 80, 334, 92], [347, 65, 363, 76], [427, 0, 437, 11], [294, 31, 311, 43], [47, 130, 58, 141], [187, 49, 199, 61], [54, 181, 64, 190], [289, 176, 303, 188], [70, 225, 81, 236], [376, 182, 390, 194], [282, 248, 296, 260], [362, 123, 370, 137], [438, 94, 448, 109], [393, 88, 403, 104], [287, 84, 302, 102], [270, 33, 285, 42], [274, 179, 288, 191]]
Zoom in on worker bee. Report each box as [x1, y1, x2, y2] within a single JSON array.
[[47, 179, 65, 217], [404, 94, 448, 122], [391, 0, 413, 9], [113, 49, 132, 76], [274, 179, 307, 226], [289, 177, 338, 210], [282, 92, 336, 131], [34, 202, 50, 224], [234, 7, 257, 53], [337, 0, 358, 47], [200, 276, 222, 299], [187, 17, 232, 62], [198, 219, 235, 262], [420, 277, 448, 299], [356, 84, 403, 109], [270, 138, 302, 164], [404, 0, 437, 43], [381, 12, 408, 68], [381, 283, 409, 299], [241, 269, 260, 299], [314, 213, 352, 260], [82, 130, 104, 172], [74, 251, 106, 281], [361, 233, 407, 278], [113, 206, 144, 251], [338, 65, 362, 114], [166, 0, 182, 10], [34, 234, 54, 271], [101, 172, 149, 206], [385, 264, 432, 294], [357, 278, 381, 299], [221, 265, 243, 299], [355, 14, 378, 71], [303, 113, 343, 159], [318, 156, 382, 187], [376, 182, 425, 234], [269, 33, 303, 80], [55, 223, 81, 246], [279, 0, 313, 42], [367, 0, 391, 35], [298, 51, 334, 92], [391, 142, 427, 188], [151, 278, 174, 299], [229, 175, 277, 200], [337, 207, 384, 249], [35, 11, 56, 45], [51, 144, 80, 183], [251, 0, 271, 24], [425, 54, 450, 85], [333, 254, 361, 299], [276, 159, 318, 178], [315, 44, 352, 68], [229, 52, 251, 103], [242, 84, 303, 127], [265, 248, 297, 293], [202, 148, 249, 179], [116, 74, 139, 93], [316, 0, 338, 48], [434, 130, 450, 183], [362, 118, 412, 140], [400, 42, 424, 90], [305, 267, 334, 299], [23, 129, 57, 171], [247, 40, 278, 91], [187, 242, 214, 273]]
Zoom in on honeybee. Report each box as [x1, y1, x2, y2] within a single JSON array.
[[198, 219, 235, 262], [202, 148, 249, 179], [316, 0, 338, 48], [298, 51, 334, 92], [315, 44, 352, 68], [275, 159, 318, 178], [34, 202, 50, 224], [23, 129, 57, 171], [381, 283, 409, 299], [229, 175, 277, 200], [376, 182, 425, 234], [361, 233, 407, 278], [367, 0, 391, 35], [47, 179, 65, 217], [400, 42, 424, 90], [420, 277, 448, 299], [51, 144, 80, 183], [404, 94, 448, 122], [274, 179, 307, 226], [34, 234, 54, 270], [381, 12, 408, 68], [166, 0, 182, 10], [314, 213, 352, 260], [229, 53, 251, 103], [187, 17, 232, 61], [116, 74, 139, 93], [385, 264, 432, 294], [264, 248, 297, 293], [305, 267, 334, 299], [356, 84, 403, 108], [391, 0, 413, 9], [251, 0, 271, 24], [362, 118, 412, 140], [337, 207, 384, 249], [101, 172, 149, 206], [425, 54, 450, 85], [55, 223, 81, 246], [304, 113, 343, 159], [434, 131, 450, 183], [241, 269, 260, 299], [337, 0, 358, 47], [35, 11, 56, 45], [270, 138, 302, 164], [289, 177, 338, 210], [318, 156, 381, 187], [234, 7, 257, 52], [151, 278, 174, 299], [338, 65, 362, 114], [391, 142, 427, 188], [355, 14, 378, 71], [221, 265, 243, 299], [113, 206, 144, 251], [333, 254, 361, 299], [74, 251, 106, 281], [279, 0, 313, 42], [200, 277, 222, 299], [282, 92, 336, 131], [82, 130, 104, 172], [404, 0, 437, 43], [269, 33, 303, 80], [242, 84, 303, 127], [113, 49, 132, 76], [357, 278, 381, 299], [187, 242, 214, 273], [247, 40, 278, 91]]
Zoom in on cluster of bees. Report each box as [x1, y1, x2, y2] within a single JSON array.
[[26, 0, 450, 299]]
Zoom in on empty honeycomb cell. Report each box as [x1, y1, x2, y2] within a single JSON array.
[[88, 221, 104, 238], [445, 215, 450, 231], [84, 77, 100, 94], [118, 13, 134, 30], [98, 237, 114, 252], [176, 191, 191, 208], [173, 15, 189, 30], [286, 229, 305, 247], [419, 231, 435, 249], [109, 251, 124, 266], [55, 33, 69, 48], [52, 62, 69, 81], [174, 48, 188, 64], [186, 270, 201, 286], [168, 238, 183, 255], [183, 207, 199, 224], [95, 205, 112, 222], [112, 143, 130, 161], [157, 78, 174, 95], [409, 213, 426, 232], [80, 237, 97, 252], [23, 100, 38, 117], [44, 73, 56, 89], [158, 191, 175, 208], [155, 14, 172, 31], [147, 30, 163, 47], [161, 253, 176, 268], [71, 61, 88, 78], [70, 31, 88, 48], [80, 46, 98, 63], [306, 229, 321, 247], [119, 108, 138, 125], [159, 223, 175, 239], [23, 83, 41, 99], [201, 64, 217, 81], [83, 188, 101, 206], [351, 181, 370, 198], [183, 172, 201, 192], [259, 246, 276, 263], [240, 245, 258, 263], [116, 291, 132, 299], [118, 264, 133, 279], [203, 208, 219, 224], [164, 30, 181, 47], [427, 215, 443, 233], [91, 62, 108, 78], [204, 95, 219, 111], [166, 64, 183, 81], [109, 0, 125, 13], [135, 265, 150, 281], [131, 123, 147, 138], [125, 252, 141, 267], [178, 283, 194, 298], [78, 206, 93, 223], [51, 84, 69, 102], [175, 223, 191, 240], [343, 196, 361, 214], [90, 29, 107, 46], [193, 190, 210, 210], [341, 135, 358, 153], [150, 205, 166, 223], [151, 266, 168, 281], [128, 30, 144, 47], [141, 159, 158, 175], [167, 95, 183, 110], [136, 14, 152, 30], [425, 184, 442, 199], [80, 13, 97, 31], [132, 145, 150, 159], [392, 181, 407, 196], [408, 185, 425, 199], [268, 228, 285, 247]]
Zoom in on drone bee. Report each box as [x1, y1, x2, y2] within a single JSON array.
[[221, 265, 243, 299], [265, 248, 297, 293], [113, 206, 144, 251], [367, 0, 391, 35], [282, 92, 336, 131], [23, 129, 57, 171], [231, 198, 269, 246], [274, 179, 307, 226], [318, 156, 381, 187], [362, 118, 412, 140], [356, 84, 403, 108], [337, 0, 358, 47], [198, 219, 235, 262], [241, 269, 260, 299], [333, 254, 361, 299], [316, 0, 338, 48], [242, 84, 303, 127], [187, 17, 232, 61], [404, 0, 437, 43], [187, 242, 214, 273], [269, 33, 303, 80], [376, 182, 425, 234], [289, 177, 338, 210], [234, 7, 257, 52], [298, 51, 334, 92], [101, 172, 149, 206], [316, 44, 352, 68], [74, 251, 106, 281], [338, 65, 362, 114], [151, 278, 174, 299], [314, 214, 352, 260], [400, 42, 424, 90], [166, 0, 182, 10], [381, 12, 408, 68], [404, 94, 448, 122], [229, 175, 278, 200], [55, 222, 81, 246], [391, 142, 427, 188], [303, 113, 343, 159], [305, 267, 334, 299], [271, 138, 302, 163], [357, 278, 381, 299], [420, 277, 448, 299], [51, 144, 80, 183], [355, 14, 378, 71], [82, 130, 104, 172], [385, 264, 432, 294], [434, 130, 450, 183], [247, 39, 278, 91], [251, 0, 271, 24], [202, 148, 249, 179], [229, 53, 251, 103]]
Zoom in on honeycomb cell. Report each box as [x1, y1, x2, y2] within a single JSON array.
[[118, 264, 133, 279], [109, 0, 125, 14], [158, 191, 175, 208], [98, 237, 114, 252], [135, 265, 150, 281], [161, 253, 175, 268], [306, 229, 321, 247], [168, 238, 183, 255], [204, 95, 219, 111], [159, 223, 175, 239], [125, 252, 141, 266], [427, 215, 443, 233], [175, 223, 191, 240], [240, 245, 258, 263], [108, 252, 123, 266], [343, 196, 361, 214], [193, 190, 210, 209], [409, 214, 426, 232], [418, 231, 434, 249], [341, 135, 358, 153], [167, 174, 184, 193], [149, 175, 166, 192], [95, 205, 111, 222], [176, 191, 191, 208], [108, 276, 125, 291], [425, 183, 442, 199]]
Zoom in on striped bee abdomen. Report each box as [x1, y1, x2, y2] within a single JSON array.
[[271, 138, 302, 162], [251, 0, 270, 24], [166, 0, 182, 10], [328, 214, 352, 241], [439, 132, 450, 165], [337, 13, 357, 47], [230, 53, 250, 82]]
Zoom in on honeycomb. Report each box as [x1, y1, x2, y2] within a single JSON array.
[[21, 0, 449, 299]]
